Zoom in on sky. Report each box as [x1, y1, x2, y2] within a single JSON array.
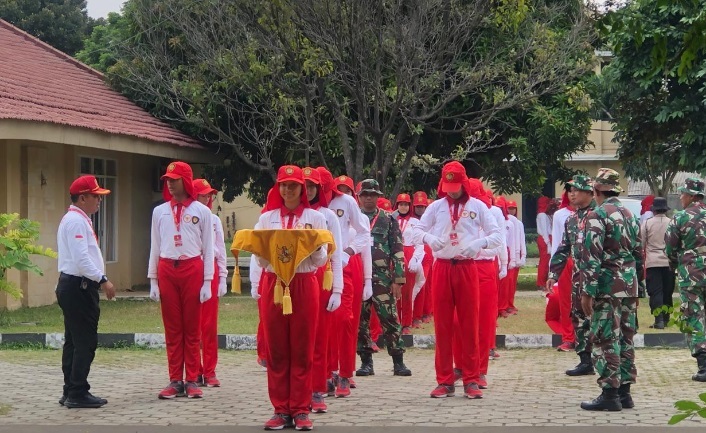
[[86, 0, 126, 19]]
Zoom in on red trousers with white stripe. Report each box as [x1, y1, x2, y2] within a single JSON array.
[[556, 257, 575, 343], [332, 254, 363, 378], [199, 265, 220, 378], [397, 246, 415, 328], [261, 272, 319, 417], [158, 257, 204, 383], [313, 266, 332, 394], [432, 259, 480, 385]]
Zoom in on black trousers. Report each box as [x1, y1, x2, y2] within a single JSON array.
[[56, 273, 100, 398], [646, 267, 676, 318]]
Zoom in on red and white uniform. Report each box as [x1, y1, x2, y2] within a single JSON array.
[[413, 183, 502, 388], [396, 211, 425, 329], [549, 204, 574, 344], [536, 197, 552, 287], [255, 206, 328, 417], [507, 214, 526, 311], [148, 199, 214, 383], [200, 213, 227, 379]]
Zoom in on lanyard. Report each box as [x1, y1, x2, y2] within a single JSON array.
[[171, 203, 183, 232], [398, 215, 411, 233], [68, 207, 98, 242], [447, 200, 464, 231], [369, 209, 380, 229]]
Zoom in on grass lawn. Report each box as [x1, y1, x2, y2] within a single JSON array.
[[0, 292, 678, 336]]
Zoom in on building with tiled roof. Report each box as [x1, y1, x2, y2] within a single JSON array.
[[0, 19, 217, 309]]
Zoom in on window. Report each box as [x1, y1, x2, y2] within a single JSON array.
[[80, 157, 117, 262]]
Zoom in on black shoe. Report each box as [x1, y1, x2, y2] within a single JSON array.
[[566, 352, 594, 376], [64, 393, 107, 409], [356, 353, 375, 376], [392, 354, 412, 376], [649, 318, 665, 329], [693, 354, 706, 382], [580, 388, 621, 411], [59, 395, 67, 406], [619, 384, 634, 409]]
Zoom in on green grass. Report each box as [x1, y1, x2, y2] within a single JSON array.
[[526, 241, 539, 258], [0, 293, 679, 336], [0, 403, 11, 416]]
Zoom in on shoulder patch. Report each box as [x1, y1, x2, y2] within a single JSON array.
[[337, 209, 344, 217]]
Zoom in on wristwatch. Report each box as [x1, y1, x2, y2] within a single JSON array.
[[99, 275, 108, 285]]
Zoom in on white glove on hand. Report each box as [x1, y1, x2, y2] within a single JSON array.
[[149, 279, 160, 302], [519, 258, 526, 267], [425, 234, 445, 252], [363, 279, 373, 301], [499, 265, 508, 280], [408, 258, 420, 274], [251, 284, 260, 300], [412, 271, 426, 302], [327, 292, 342, 312], [218, 279, 227, 297], [311, 246, 328, 265], [342, 252, 351, 268], [200, 281, 212, 303], [509, 260, 518, 270], [461, 239, 487, 258]]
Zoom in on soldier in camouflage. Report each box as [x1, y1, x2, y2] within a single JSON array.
[[355, 179, 412, 377], [547, 175, 596, 377], [577, 168, 644, 412], [664, 178, 706, 382]]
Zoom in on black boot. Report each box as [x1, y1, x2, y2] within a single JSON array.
[[580, 388, 622, 411], [693, 353, 706, 382], [618, 383, 634, 409], [356, 353, 375, 377], [662, 312, 670, 327], [566, 351, 595, 376], [392, 354, 412, 376]]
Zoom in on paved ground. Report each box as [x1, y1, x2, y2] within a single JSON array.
[[0, 348, 704, 429]]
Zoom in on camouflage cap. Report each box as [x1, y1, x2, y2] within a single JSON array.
[[567, 174, 593, 192], [677, 177, 705, 196], [358, 178, 383, 196], [592, 168, 623, 193]]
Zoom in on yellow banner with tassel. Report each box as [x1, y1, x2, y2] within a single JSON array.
[[231, 229, 335, 314]]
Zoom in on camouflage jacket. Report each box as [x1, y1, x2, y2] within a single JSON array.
[[578, 197, 644, 298], [548, 202, 596, 291], [364, 208, 406, 285], [664, 201, 706, 288]]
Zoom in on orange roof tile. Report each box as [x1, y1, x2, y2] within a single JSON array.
[[0, 19, 203, 150]]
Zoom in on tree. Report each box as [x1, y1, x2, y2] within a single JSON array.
[[0, 213, 57, 299], [601, 0, 706, 192], [76, 12, 129, 72], [105, 0, 595, 203], [0, 0, 92, 56]]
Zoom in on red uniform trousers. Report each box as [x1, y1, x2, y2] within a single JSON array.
[[556, 257, 575, 343], [477, 259, 499, 375], [536, 237, 550, 287], [413, 251, 433, 321], [158, 256, 204, 383], [256, 269, 268, 364], [423, 253, 433, 317], [432, 259, 480, 385], [396, 246, 415, 328], [199, 262, 220, 378], [313, 266, 332, 394], [261, 271, 319, 417], [545, 291, 563, 335], [508, 267, 520, 310], [331, 254, 363, 378]]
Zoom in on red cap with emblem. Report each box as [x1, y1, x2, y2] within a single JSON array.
[[437, 161, 470, 198], [412, 191, 428, 207], [334, 175, 355, 193], [394, 193, 411, 209], [69, 175, 110, 195], [377, 197, 392, 210]]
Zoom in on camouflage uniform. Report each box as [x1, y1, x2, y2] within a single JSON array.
[[665, 178, 706, 361], [356, 180, 407, 357], [578, 169, 644, 392], [548, 175, 595, 357]]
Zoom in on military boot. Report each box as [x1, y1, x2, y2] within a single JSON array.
[[692, 353, 706, 382], [618, 383, 634, 409], [580, 387, 622, 411], [565, 351, 594, 376], [355, 353, 375, 376], [392, 354, 412, 376]]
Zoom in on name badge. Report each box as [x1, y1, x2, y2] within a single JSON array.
[[450, 231, 459, 246], [174, 234, 183, 247]]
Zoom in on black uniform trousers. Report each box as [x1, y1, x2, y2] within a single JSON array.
[[56, 273, 100, 399], [646, 267, 676, 316]]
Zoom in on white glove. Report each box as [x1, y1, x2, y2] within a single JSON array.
[[519, 258, 526, 267], [509, 260, 518, 270], [342, 252, 351, 268], [149, 279, 160, 302], [425, 234, 445, 251], [327, 292, 342, 312], [363, 279, 373, 301], [412, 271, 425, 302], [499, 265, 508, 280], [200, 281, 212, 303], [461, 239, 487, 258], [251, 284, 260, 300], [218, 279, 227, 297], [408, 258, 420, 274], [311, 246, 328, 265]]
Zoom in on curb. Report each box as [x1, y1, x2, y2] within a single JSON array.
[[0, 332, 689, 350]]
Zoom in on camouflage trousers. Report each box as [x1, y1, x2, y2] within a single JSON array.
[[589, 297, 638, 389], [679, 285, 706, 356], [571, 284, 592, 355], [357, 281, 405, 356]]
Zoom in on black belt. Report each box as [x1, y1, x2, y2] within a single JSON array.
[[59, 272, 100, 290]]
